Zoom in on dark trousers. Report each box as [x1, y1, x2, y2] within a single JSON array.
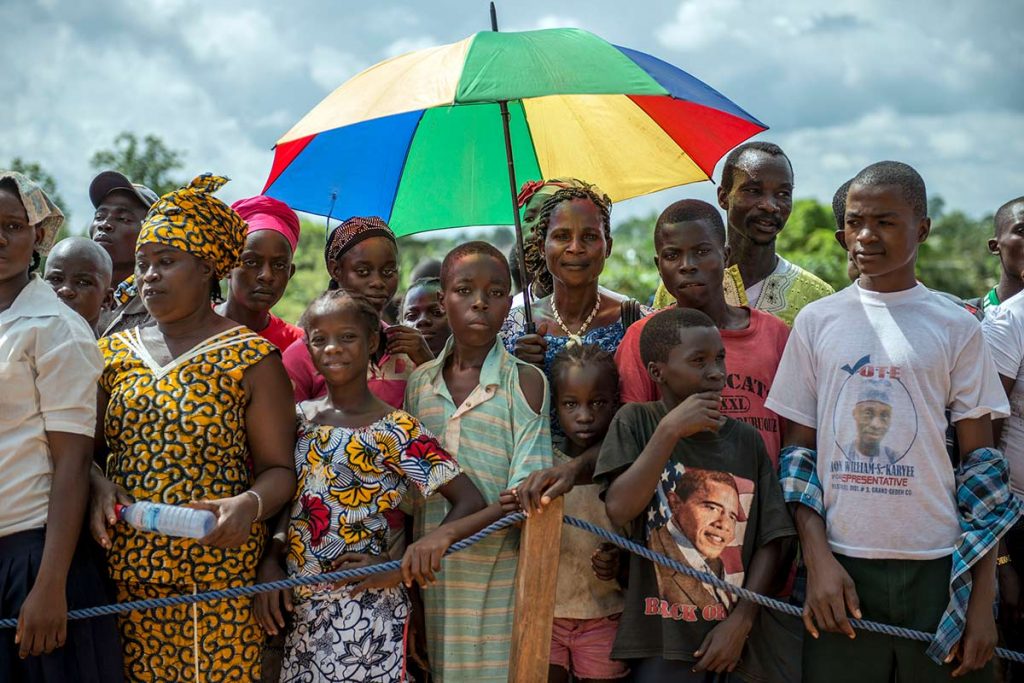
[[0, 528, 124, 683], [804, 554, 992, 683]]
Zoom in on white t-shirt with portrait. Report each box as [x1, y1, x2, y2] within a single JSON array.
[[765, 283, 1008, 560], [981, 289, 1024, 498]]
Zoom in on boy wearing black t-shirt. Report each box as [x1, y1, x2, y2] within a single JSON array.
[[596, 307, 795, 681]]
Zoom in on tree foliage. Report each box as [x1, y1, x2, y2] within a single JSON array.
[[90, 132, 185, 196]]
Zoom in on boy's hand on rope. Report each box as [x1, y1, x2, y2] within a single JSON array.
[[191, 494, 260, 548], [693, 611, 753, 673], [88, 470, 133, 549], [401, 529, 456, 588], [514, 463, 576, 516], [803, 553, 861, 639], [16, 583, 66, 658], [499, 489, 522, 515], [254, 556, 292, 636], [332, 553, 402, 594]]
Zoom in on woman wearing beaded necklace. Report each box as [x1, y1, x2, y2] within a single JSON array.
[[500, 182, 648, 380]]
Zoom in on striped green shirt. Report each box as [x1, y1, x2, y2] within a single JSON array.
[[405, 337, 552, 681]]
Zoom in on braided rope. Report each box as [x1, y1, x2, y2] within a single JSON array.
[[0, 512, 526, 630], [3, 512, 1022, 665], [562, 515, 1024, 665]]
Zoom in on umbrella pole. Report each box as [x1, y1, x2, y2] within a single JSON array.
[[491, 2, 535, 333]]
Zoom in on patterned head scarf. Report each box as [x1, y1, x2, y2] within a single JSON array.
[[516, 177, 611, 213], [137, 174, 247, 279], [324, 216, 396, 268], [0, 171, 64, 255]]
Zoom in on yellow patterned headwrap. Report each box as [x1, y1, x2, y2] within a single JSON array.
[[137, 174, 247, 279]]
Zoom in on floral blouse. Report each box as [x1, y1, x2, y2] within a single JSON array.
[[286, 407, 461, 590]]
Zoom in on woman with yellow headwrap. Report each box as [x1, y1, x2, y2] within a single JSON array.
[[87, 174, 297, 682]]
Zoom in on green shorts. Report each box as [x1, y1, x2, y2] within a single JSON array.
[[803, 554, 992, 683]]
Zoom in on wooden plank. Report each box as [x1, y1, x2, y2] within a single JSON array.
[[507, 496, 564, 683]]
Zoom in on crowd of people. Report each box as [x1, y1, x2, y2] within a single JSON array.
[[2, 139, 1024, 683]]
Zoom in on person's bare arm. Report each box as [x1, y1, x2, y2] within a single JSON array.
[[785, 422, 861, 640], [516, 443, 599, 515], [193, 354, 297, 548], [88, 386, 132, 549], [400, 474, 492, 587], [605, 393, 722, 528], [17, 432, 92, 658], [993, 375, 1014, 446], [948, 415, 999, 676], [694, 537, 788, 673]]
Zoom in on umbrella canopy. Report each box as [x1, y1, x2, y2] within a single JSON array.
[[263, 28, 766, 237]]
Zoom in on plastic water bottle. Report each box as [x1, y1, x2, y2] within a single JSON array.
[[116, 502, 217, 539]]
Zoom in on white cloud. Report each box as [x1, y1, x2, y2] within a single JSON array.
[[1, 0, 1020, 231], [307, 46, 367, 91], [384, 35, 439, 58]]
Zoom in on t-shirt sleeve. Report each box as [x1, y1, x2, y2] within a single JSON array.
[[981, 306, 1023, 381], [508, 364, 554, 488], [752, 433, 796, 547], [615, 323, 658, 403], [35, 318, 103, 436], [594, 405, 647, 491], [764, 317, 819, 429], [949, 324, 1011, 421], [282, 338, 314, 403], [388, 415, 462, 498]]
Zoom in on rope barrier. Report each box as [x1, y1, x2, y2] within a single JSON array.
[[0, 512, 526, 631], [3, 512, 1022, 665]]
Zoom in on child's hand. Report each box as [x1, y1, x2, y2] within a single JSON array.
[[512, 323, 549, 367], [591, 542, 620, 581], [88, 469, 133, 550], [661, 391, 725, 438], [692, 611, 753, 673], [253, 556, 292, 636], [385, 325, 434, 365], [401, 528, 455, 588], [15, 582, 66, 658], [332, 553, 402, 595], [500, 488, 523, 515], [513, 462, 576, 516]]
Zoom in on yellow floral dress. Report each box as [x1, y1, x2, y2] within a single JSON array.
[[281, 406, 460, 682], [99, 325, 274, 682]]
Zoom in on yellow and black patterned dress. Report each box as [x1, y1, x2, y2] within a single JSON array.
[[99, 325, 274, 682]]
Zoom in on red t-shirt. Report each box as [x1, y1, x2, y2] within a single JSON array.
[[260, 313, 304, 352], [615, 307, 789, 466], [281, 323, 413, 409]]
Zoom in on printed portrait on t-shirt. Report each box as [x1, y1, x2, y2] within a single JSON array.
[[832, 360, 919, 468], [646, 465, 753, 616]]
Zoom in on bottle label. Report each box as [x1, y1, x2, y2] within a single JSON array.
[[142, 504, 160, 531]]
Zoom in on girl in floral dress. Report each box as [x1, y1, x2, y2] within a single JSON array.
[[260, 289, 486, 682]]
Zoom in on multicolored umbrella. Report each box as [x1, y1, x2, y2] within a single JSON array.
[[263, 27, 766, 237]]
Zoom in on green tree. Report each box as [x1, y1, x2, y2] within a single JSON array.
[[90, 132, 185, 196]]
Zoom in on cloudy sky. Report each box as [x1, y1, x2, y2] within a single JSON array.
[[3, 0, 1022, 233]]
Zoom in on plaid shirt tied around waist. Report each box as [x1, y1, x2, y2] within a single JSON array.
[[779, 445, 1021, 664]]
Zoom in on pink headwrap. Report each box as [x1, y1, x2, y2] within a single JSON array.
[[231, 195, 301, 252]]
